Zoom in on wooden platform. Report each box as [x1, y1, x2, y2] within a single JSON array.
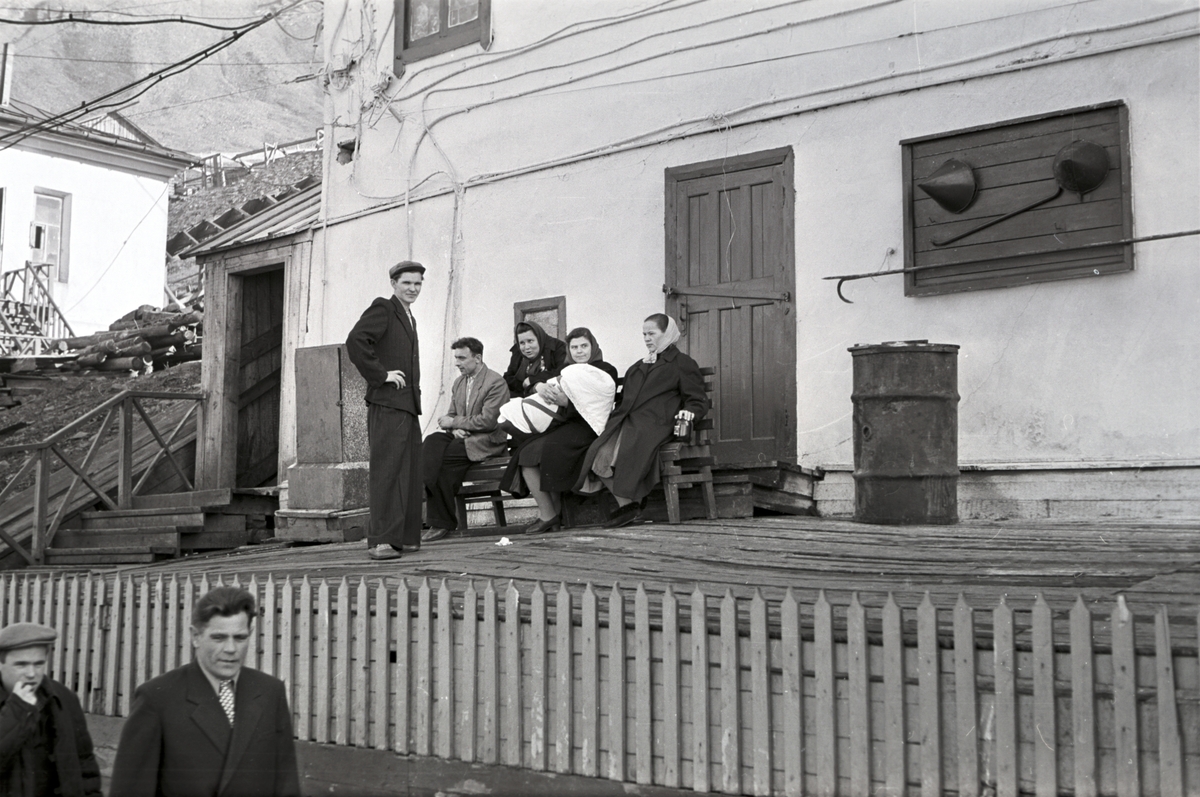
[[85, 515, 1200, 617]]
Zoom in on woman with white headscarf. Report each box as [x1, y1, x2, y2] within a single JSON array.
[[575, 313, 710, 528]]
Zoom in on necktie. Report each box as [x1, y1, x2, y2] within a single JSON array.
[[219, 679, 235, 725]]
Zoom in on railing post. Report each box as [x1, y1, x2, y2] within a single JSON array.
[[118, 396, 133, 507], [30, 448, 49, 564]]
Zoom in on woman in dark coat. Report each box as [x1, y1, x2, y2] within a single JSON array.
[[500, 328, 618, 534], [575, 313, 709, 528], [502, 321, 567, 397]]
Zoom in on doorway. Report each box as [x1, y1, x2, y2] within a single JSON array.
[[665, 147, 796, 465], [234, 267, 284, 486]]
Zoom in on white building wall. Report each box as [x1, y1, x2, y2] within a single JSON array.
[[0, 146, 170, 335], [309, 0, 1200, 470]]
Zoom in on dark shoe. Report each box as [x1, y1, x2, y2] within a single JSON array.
[[603, 503, 640, 529], [367, 544, 402, 561], [421, 526, 450, 543], [401, 544, 421, 553], [524, 516, 561, 535]]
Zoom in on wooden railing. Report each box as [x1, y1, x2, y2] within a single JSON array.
[[4, 571, 1195, 796], [0, 390, 204, 564], [0, 262, 73, 354]]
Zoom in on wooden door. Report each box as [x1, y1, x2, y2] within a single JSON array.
[[235, 268, 284, 487], [665, 148, 796, 465]]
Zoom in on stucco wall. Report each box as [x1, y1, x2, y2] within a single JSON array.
[[310, 0, 1200, 469], [0, 147, 170, 335]]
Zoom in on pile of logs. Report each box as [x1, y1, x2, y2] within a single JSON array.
[[56, 305, 203, 374]]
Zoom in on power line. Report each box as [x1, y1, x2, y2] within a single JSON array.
[[0, 12, 271, 31], [10, 52, 317, 66], [120, 80, 300, 118]]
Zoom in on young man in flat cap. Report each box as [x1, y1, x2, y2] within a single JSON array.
[[0, 622, 101, 797], [110, 586, 300, 797], [346, 260, 426, 560]]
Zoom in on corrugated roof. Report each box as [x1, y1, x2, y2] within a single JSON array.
[[184, 182, 321, 257]]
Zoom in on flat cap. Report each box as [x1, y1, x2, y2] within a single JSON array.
[[0, 622, 56, 652], [389, 260, 426, 279]]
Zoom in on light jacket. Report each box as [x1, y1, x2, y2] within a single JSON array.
[[444, 364, 510, 461]]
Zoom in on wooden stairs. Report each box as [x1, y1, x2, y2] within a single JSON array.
[[45, 488, 278, 566]]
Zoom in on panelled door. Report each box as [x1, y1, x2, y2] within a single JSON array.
[[665, 148, 796, 465]]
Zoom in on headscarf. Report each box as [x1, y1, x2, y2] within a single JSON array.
[[564, 327, 604, 364], [512, 320, 553, 362], [643, 316, 682, 363]]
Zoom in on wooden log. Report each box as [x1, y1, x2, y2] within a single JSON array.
[[76, 353, 106, 367], [143, 332, 187, 350], [62, 324, 172, 349], [95, 356, 151, 372], [111, 339, 151, 358]]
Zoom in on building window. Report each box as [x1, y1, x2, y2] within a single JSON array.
[[901, 102, 1131, 296], [395, 0, 491, 65], [31, 189, 71, 282], [514, 296, 566, 340]]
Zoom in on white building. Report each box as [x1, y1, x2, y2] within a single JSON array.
[[0, 99, 192, 338]]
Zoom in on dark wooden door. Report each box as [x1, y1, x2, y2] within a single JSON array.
[[665, 148, 796, 465], [236, 268, 284, 487]]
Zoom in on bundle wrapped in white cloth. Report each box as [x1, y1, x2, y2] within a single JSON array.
[[497, 363, 616, 436]]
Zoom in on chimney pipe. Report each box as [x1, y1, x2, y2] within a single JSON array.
[[0, 44, 13, 107]]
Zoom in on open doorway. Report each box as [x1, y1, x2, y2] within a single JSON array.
[[234, 266, 284, 487]]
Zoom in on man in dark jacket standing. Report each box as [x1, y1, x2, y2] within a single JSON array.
[[110, 586, 300, 797], [346, 260, 425, 560], [0, 622, 101, 797]]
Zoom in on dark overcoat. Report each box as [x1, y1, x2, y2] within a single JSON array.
[[346, 295, 421, 416], [109, 662, 300, 797], [500, 360, 619, 496], [0, 678, 101, 797], [575, 345, 709, 502]]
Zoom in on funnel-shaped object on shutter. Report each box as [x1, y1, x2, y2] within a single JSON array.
[[917, 159, 977, 214], [1052, 140, 1109, 199]]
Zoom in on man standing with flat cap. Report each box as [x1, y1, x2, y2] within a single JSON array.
[[346, 260, 426, 560], [0, 622, 101, 797], [110, 586, 299, 797]]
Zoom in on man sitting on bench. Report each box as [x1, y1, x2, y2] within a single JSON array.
[[422, 337, 510, 542]]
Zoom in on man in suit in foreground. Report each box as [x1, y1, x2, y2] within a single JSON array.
[[110, 586, 299, 797], [346, 260, 425, 560], [421, 336, 510, 541]]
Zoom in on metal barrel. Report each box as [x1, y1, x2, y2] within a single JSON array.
[[849, 341, 960, 524]]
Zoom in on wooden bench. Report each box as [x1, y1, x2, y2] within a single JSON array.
[[452, 367, 717, 529]]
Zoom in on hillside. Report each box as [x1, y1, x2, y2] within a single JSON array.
[[2, 0, 324, 154]]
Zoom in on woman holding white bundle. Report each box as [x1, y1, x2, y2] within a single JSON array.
[[499, 328, 618, 534]]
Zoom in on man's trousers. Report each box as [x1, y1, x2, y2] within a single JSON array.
[[367, 404, 423, 549], [422, 431, 475, 530]]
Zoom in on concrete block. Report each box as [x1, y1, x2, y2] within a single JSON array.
[[286, 462, 369, 510]]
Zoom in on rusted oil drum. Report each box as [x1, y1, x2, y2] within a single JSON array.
[[849, 341, 959, 524]]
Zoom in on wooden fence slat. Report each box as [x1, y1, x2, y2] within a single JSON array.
[[148, 576, 163, 679], [181, 574, 195, 666], [461, 582, 478, 762], [395, 580, 412, 755], [814, 590, 836, 797], [30, 575, 41, 625], [691, 587, 711, 793], [437, 579, 455, 759], [83, 576, 100, 713], [635, 583, 652, 785], [353, 578, 370, 749], [0, 575, 8, 625], [1155, 606, 1183, 797], [581, 583, 599, 778], [555, 583, 573, 775], [245, 575, 259, 674], [781, 588, 803, 797], [62, 576, 79, 691], [847, 593, 870, 796], [608, 584, 626, 782], [4, 576, 15, 625], [136, 576, 150, 692], [750, 589, 771, 797], [720, 589, 741, 794], [1111, 596, 1140, 797], [315, 579, 333, 744], [994, 597, 1017, 797], [954, 595, 979, 797], [1032, 594, 1056, 797], [416, 578, 433, 757], [652, 584, 677, 788], [479, 580, 497, 763], [372, 580, 390, 752], [918, 593, 942, 797], [279, 577, 295, 722], [529, 582, 547, 772], [51, 576, 66, 680], [119, 576, 136, 716], [1069, 596, 1096, 797], [296, 576, 312, 741], [261, 575, 276, 678], [883, 593, 905, 797], [164, 575, 179, 675], [503, 581, 522, 768]]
